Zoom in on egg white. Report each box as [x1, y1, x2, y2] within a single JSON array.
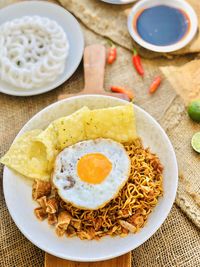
[[52, 139, 131, 210]]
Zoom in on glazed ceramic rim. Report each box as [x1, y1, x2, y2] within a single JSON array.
[[127, 0, 198, 53]]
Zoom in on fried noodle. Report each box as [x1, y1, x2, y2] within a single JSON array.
[[33, 138, 163, 240]]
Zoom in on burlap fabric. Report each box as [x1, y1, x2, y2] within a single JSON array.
[[57, 0, 200, 228], [0, 0, 200, 266], [59, 0, 200, 58], [161, 59, 200, 104]]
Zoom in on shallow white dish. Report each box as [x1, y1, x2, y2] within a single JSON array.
[[0, 1, 84, 96], [3, 95, 178, 262], [101, 0, 137, 4], [127, 0, 198, 53]]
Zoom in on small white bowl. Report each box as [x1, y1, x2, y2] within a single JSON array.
[[127, 0, 198, 53], [3, 95, 178, 262]]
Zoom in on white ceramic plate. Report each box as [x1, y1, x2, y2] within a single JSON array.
[[127, 0, 198, 53], [3, 95, 178, 262], [101, 0, 137, 5], [0, 1, 84, 96]]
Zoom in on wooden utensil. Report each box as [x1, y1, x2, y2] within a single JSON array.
[[45, 252, 131, 267], [45, 44, 131, 267], [58, 44, 129, 101]]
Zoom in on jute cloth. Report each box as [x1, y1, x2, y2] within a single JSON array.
[[0, 0, 200, 266], [161, 59, 200, 104], [59, 0, 200, 58], [57, 0, 200, 229]]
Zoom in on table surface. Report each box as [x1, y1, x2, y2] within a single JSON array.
[[0, 1, 200, 267]]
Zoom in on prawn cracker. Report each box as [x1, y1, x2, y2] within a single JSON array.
[[1, 129, 49, 181], [52, 106, 90, 150], [85, 103, 137, 142]]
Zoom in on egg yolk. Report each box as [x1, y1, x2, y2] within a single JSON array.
[[77, 153, 112, 184]]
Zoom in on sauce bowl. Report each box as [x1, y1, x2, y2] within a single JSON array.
[[127, 0, 198, 53]]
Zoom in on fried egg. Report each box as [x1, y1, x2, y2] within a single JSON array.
[[52, 139, 131, 210]]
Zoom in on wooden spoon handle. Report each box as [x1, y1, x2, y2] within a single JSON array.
[[58, 44, 130, 101], [83, 44, 106, 93], [45, 252, 131, 267]]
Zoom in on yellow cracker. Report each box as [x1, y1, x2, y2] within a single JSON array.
[[36, 124, 58, 171], [1, 105, 137, 181], [85, 103, 137, 142], [1, 130, 49, 181], [53, 106, 89, 150]]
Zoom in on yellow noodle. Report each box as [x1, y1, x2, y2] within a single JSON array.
[[34, 138, 163, 240], [56, 138, 163, 239]]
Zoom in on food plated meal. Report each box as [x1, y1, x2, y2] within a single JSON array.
[[1, 103, 163, 240], [2, 96, 178, 261]]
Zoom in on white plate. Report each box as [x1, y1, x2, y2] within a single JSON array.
[[0, 1, 84, 96], [101, 0, 137, 4], [127, 0, 198, 53], [3, 95, 178, 262]]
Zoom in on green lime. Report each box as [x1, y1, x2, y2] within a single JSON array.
[[188, 100, 200, 122], [191, 132, 200, 153]]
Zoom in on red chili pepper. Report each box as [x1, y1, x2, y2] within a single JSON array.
[[107, 41, 117, 64], [111, 86, 134, 101], [132, 48, 144, 76], [149, 76, 162, 94]]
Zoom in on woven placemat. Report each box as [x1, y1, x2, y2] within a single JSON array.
[[0, 0, 200, 266]]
